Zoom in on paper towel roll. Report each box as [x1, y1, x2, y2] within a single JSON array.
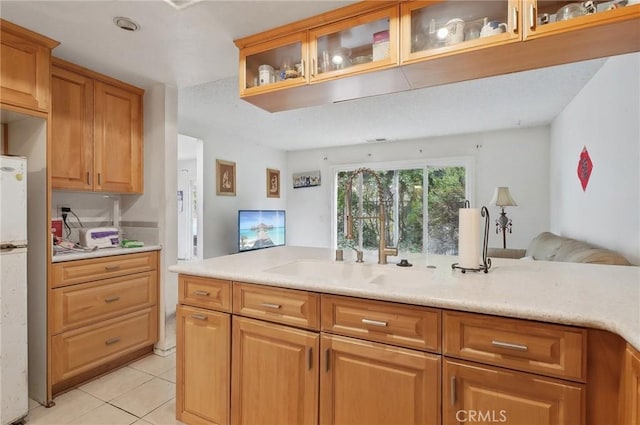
[[458, 208, 481, 269]]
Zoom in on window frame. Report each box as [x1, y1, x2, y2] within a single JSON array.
[[330, 156, 475, 253]]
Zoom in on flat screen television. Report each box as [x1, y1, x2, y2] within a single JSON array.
[[238, 210, 286, 252]]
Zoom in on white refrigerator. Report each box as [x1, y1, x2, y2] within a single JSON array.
[[0, 155, 29, 424]]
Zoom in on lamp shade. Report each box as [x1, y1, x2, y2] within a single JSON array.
[[490, 187, 517, 207]]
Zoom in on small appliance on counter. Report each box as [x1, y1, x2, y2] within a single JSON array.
[[79, 227, 119, 249]]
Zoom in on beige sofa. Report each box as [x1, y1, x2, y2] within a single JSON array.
[[488, 232, 632, 266]]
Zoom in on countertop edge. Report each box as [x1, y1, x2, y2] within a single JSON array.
[[52, 245, 162, 262]]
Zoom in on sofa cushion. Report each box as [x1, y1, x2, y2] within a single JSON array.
[[560, 247, 631, 265], [525, 232, 566, 261]]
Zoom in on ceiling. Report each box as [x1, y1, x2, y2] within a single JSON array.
[[1, 1, 608, 151]]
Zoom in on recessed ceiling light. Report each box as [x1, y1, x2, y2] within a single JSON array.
[[113, 17, 139, 32]]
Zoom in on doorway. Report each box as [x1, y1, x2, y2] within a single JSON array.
[[177, 134, 203, 261]]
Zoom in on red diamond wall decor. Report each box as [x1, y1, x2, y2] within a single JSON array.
[[577, 146, 593, 192]]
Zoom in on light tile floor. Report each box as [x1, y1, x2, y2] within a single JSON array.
[[25, 353, 183, 425]]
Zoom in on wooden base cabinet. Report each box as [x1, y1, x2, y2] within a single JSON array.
[[176, 305, 230, 425], [231, 316, 319, 425], [443, 360, 584, 425], [625, 345, 640, 425], [320, 334, 440, 425]]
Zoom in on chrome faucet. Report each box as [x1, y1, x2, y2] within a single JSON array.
[[344, 167, 398, 265]]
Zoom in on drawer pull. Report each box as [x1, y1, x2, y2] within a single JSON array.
[[361, 318, 388, 327], [450, 376, 456, 405], [193, 290, 210, 297], [191, 314, 208, 321], [307, 347, 313, 370], [104, 296, 120, 303], [491, 340, 529, 351], [104, 265, 121, 271], [105, 337, 121, 346], [261, 303, 281, 310], [325, 348, 330, 372]]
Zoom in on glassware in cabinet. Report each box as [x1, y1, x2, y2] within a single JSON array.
[[239, 32, 307, 96], [401, 0, 521, 64], [522, 0, 640, 40], [309, 5, 399, 82]]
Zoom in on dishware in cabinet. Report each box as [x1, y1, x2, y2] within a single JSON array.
[[309, 5, 399, 83], [401, 0, 521, 64], [238, 32, 308, 97], [522, 0, 640, 40]]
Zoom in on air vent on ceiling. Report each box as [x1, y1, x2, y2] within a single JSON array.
[[113, 17, 139, 32], [366, 138, 389, 143], [163, 0, 204, 10]]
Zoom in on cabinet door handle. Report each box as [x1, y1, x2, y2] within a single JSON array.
[[261, 302, 281, 310], [193, 290, 210, 297], [324, 348, 330, 372], [450, 376, 456, 406], [104, 295, 120, 303], [105, 337, 121, 346], [104, 265, 120, 271], [513, 6, 519, 33], [300, 59, 305, 78], [191, 314, 208, 321], [361, 318, 388, 327], [491, 340, 529, 351], [311, 58, 316, 77], [87, 172, 91, 185], [98, 173, 102, 186], [307, 347, 313, 370], [529, 2, 536, 30]]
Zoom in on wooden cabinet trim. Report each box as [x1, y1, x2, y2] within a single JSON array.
[[321, 293, 441, 352], [233, 281, 320, 330], [52, 57, 144, 95], [444, 358, 585, 425], [51, 306, 158, 384], [0, 19, 59, 48], [179, 274, 232, 313], [444, 310, 587, 382], [51, 251, 158, 288], [51, 270, 157, 334]]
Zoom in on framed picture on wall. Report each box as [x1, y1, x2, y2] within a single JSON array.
[[267, 168, 280, 198], [293, 170, 321, 188], [216, 159, 236, 196]]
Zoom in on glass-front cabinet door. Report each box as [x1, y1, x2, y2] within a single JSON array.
[[309, 6, 399, 83], [522, 0, 640, 39], [401, 0, 521, 64], [239, 32, 307, 96]]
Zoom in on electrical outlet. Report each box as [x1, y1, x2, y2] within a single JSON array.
[[56, 204, 71, 219]]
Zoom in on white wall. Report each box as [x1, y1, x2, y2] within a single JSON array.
[[200, 133, 287, 258], [550, 52, 640, 265], [121, 84, 179, 353], [286, 126, 550, 251]]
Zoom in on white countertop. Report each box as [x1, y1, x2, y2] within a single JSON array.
[[52, 245, 162, 262], [168, 246, 640, 351]]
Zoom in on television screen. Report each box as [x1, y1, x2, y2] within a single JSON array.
[[238, 210, 286, 252]]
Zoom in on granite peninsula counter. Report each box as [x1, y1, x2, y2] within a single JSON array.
[[168, 246, 640, 351]]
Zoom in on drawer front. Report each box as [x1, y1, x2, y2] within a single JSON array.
[[51, 307, 158, 384], [444, 311, 587, 381], [233, 282, 320, 330], [51, 271, 157, 334], [51, 251, 158, 288], [179, 274, 231, 312], [321, 294, 441, 352]]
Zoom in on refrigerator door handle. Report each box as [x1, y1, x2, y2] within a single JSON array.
[[1, 243, 28, 251]]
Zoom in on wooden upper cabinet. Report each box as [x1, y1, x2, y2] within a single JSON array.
[[309, 5, 399, 83], [51, 65, 94, 190], [51, 59, 144, 193], [0, 19, 59, 113], [239, 31, 308, 97], [400, 0, 521, 64], [522, 0, 640, 40], [94, 81, 143, 193]]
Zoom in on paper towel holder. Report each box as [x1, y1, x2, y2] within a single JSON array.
[[452, 203, 492, 274]]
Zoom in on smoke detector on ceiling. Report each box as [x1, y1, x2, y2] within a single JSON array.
[[163, 0, 204, 10], [113, 17, 139, 32]]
